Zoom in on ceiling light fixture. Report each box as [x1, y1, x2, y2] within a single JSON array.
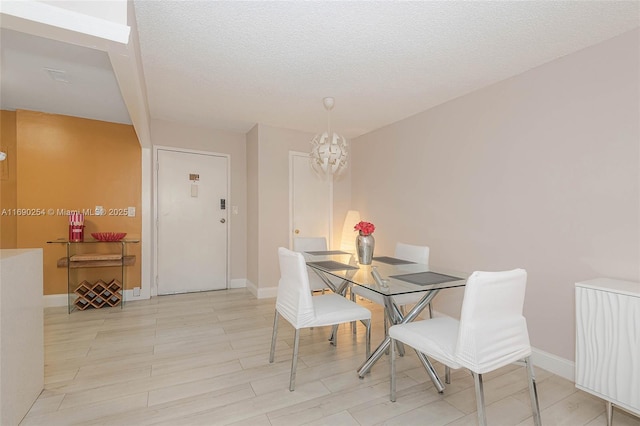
[[310, 97, 348, 178]]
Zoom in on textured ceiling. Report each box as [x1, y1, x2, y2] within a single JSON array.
[[133, 1, 639, 138], [2, 1, 639, 138]]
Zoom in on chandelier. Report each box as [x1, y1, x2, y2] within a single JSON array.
[[310, 97, 348, 177]]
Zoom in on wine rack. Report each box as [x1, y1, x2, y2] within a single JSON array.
[[73, 279, 122, 310]]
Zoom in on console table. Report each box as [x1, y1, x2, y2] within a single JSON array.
[[48, 239, 139, 313], [575, 278, 640, 425]]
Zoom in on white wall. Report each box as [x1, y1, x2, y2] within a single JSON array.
[[331, 158, 353, 250], [350, 29, 639, 362], [150, 119, 247, 285], [246, 124, 259, 289]]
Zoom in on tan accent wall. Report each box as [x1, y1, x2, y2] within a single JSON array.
[[0, 111, 18, 248], [16, 110, 141, 295], [350, 29, 639, 361]]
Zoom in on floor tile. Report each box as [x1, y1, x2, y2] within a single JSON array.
[[22, 288, 633, 426]]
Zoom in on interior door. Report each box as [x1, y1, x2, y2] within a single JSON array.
[[290, 152, 332, 247], [157, 149, 228, 294]]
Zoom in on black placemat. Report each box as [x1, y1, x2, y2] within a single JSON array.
[[390, 271, 463, 286], [307, 261, 358, 271], [372, 256, 416, 265], [305, 250, 350, 255]]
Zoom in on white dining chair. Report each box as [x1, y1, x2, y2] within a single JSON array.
[[351, 243, 432, 329], [293, 236, 335, 293], [269, 247, 372, 391], [389, 269, 542, 426]]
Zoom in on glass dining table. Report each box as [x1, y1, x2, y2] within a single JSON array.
[[303, 250, 468, 393]]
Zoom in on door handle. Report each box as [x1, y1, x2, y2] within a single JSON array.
[[220, 218, 226, 223], [294, 229, 300, 234]]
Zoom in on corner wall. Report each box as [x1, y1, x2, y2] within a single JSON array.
[[246, 125, 259, 289], [0, 111, 17, 248]]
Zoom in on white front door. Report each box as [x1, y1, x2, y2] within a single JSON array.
[[156, 149, 228, 294], [290, 151, 332, 248]]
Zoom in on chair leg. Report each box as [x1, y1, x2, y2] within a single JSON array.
[[383, 313, 389, 355], [350, 291, 357, 334], [289, 328, 300, 391], [390, 337, 397, 402], [427, 302, 433, 318], [445, 366, 451, 384], [473, 372, 487, 426], [330, 324, 339, 346], [269, 309, 279, 363], [525, 356, 542, 426], [364, 319, 371, 358]]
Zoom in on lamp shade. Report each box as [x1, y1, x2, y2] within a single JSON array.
[[340, 210, 361, 252], [310, 131, 348, 176], [309, 97, 348, 178]]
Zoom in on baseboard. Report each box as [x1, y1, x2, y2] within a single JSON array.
[[432, 309, 574, 382], [257, 286, 277, 299], [123, 289, 151, 302], [229, 278, 247, 289], [531, 347, 574, 381], [245, 279, 258, 297], [43, 294, 68, 308], [244, 280, 276, 299], [45, 290, 151, 308]]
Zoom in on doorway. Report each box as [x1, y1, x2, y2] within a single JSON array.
[[289, 151, 333, 248], [155, 148, 229, 295]]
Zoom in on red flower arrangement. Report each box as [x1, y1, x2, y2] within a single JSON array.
[[354, 221, 375, 236]]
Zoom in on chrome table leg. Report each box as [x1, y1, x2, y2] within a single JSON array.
[[358, 289, 441, 382]]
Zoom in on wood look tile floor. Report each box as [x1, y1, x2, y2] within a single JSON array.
[[23, 289, 640, 426]]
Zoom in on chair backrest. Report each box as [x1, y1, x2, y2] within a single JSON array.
[[293, 237, 330, 291], [455, 268, 531, 374], [395, 243, 430, 265], [293, 237, 328, 252], [276, 247, 315, 328]]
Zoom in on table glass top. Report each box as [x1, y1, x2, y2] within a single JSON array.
[[303, 251, 468, 296]]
